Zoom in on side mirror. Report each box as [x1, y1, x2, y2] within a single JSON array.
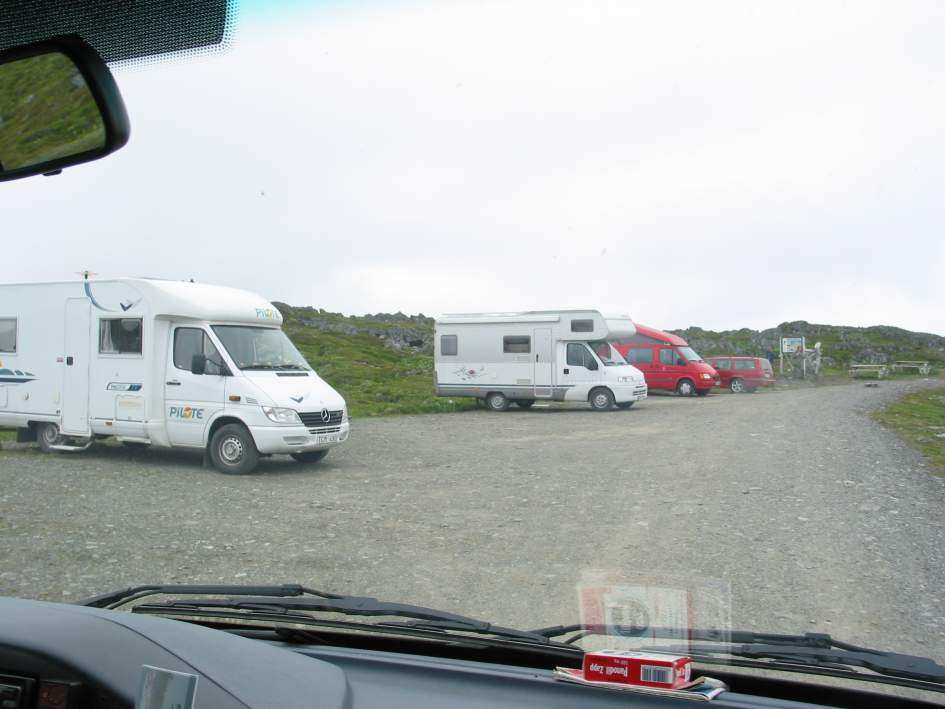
[[0, 35, 130, 183], [191, 353, 207, 375], [586, 359, 599, 371]]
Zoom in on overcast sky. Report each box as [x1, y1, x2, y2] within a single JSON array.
[[2, 1, 943, 333]]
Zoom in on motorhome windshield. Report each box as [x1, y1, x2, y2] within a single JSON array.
[[589, 341, 627, 366], [211, 325, 311, 371], [678, 346, 704, 362]]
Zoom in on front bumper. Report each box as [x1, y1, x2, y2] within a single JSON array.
[[613, 383, 648, 403], [250, 420, 350, 454]]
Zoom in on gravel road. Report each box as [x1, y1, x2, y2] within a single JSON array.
[[2, 381, 944, 663]]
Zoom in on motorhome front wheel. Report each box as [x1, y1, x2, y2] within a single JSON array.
[[209, 423, 260, 475]]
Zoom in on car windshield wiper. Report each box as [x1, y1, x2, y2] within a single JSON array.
[[80, 584, 558, 646], [81, 583, 343, 609], [530, 625, 945, 687], [372, 618, 552, 644]]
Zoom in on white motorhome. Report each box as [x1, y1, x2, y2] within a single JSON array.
[[0, 278, 349, 474], [434, 310, 648, 411]]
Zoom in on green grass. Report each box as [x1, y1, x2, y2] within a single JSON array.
[[284, 324, 475, 418], [0, 429, 15, 442], [873, 387, 945, 476]]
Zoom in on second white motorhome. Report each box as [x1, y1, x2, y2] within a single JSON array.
[[434, 310, 647, 410], [0, 278, 349, 474]]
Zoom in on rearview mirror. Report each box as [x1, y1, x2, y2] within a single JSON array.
[[0, 36, 129, 183], [191, 353, 207, 375]]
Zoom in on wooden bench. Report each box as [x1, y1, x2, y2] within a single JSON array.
[[890, 361, 932, 376], [848, 364, 888, 379]]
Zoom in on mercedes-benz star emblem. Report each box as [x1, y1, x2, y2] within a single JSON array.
[[320, 408, 331, 422]]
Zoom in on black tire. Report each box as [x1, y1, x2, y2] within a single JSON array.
[[616, 401, 635, 409], [485, 392, 510, 411], [515, 400, 535, 409], [209, 423, 260, 475], [676, 379, 696, 397], [36, 422, 60, 453], [291, 449, 329, 464], [730, 377, 745, 393], [589, 388, 615, 411]]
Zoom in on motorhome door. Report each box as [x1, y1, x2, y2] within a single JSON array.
[[533, 327, 553, 397], [61, 298, 92, 436]]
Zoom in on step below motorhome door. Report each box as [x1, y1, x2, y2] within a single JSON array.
[[61, 298, 92, 436], [533, 327, 553, 397]]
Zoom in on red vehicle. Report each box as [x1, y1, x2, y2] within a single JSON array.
[[613, 325, 720, 396], [708, 356, 776, 393]]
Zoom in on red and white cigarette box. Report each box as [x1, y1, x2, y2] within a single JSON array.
[[583, 650, 692, 689]]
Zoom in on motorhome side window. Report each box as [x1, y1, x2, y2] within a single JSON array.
[[0, 318, 16, 353], [570, 319, 594, 333], [566, 343, 585, 367], [440, 334, 458, 356], [174, 328, 224, 375], [99, 318, 143, 355], [628, 348, 653, 364], [502, 335, 530, 354]]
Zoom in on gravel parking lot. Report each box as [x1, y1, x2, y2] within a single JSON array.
[[2, 381, 944, 662]]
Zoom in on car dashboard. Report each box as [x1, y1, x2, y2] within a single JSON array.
[[0, 597, 938, 709]]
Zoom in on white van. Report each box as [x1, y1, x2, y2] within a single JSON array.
[[0, 278, 349, 474], [434, 310, 647, 411]]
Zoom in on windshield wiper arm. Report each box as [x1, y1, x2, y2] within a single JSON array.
[[133, 594, 551, 641], [80, 583, 342, 610], [530, 625, 945, 685], [101, 586, 555, 646], [373, 619, 554, 644]]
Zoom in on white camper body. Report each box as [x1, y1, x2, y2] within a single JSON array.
[[0, 279, 348, 472], [434, 310, 647, 410]]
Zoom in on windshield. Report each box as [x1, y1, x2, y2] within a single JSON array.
[[3, 1, 945, 693], [212, 325, 311, 371], [589, 341, 627, 366]]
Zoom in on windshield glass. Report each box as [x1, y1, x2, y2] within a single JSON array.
[[3, 1, 945, 692], [212, 325, 311, 370], [589, 340, 627, 366]]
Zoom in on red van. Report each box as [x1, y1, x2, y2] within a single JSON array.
[[707, 356, 775, 393], [613, 325, 720, 396]]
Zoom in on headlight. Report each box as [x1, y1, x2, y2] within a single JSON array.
[[262, 406, 301, 424], [701, 372, 713, 380]]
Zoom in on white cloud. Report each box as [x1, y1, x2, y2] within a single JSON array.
[[2, 0, 943, 334]]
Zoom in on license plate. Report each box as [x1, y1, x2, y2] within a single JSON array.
[[316, 433, 339, 445]]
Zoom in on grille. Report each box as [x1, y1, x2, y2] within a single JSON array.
[[634, 386, 647, 395], [299, 410, 343, 427], [308, 426, 341, 435]]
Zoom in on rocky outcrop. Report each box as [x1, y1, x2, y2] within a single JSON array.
[[672, 321, 945, 366], [274, 303, 434, 353], [274, 303, 943, 365]]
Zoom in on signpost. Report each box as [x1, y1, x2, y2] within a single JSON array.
[[779, 337, 805, 375]]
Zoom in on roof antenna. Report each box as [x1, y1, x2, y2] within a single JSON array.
[[76, 270, 98, 281]]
